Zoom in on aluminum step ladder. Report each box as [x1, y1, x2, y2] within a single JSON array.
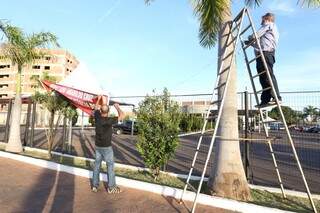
[[239, 8, 317, 213], [179, 8, 248, 213], [179, 7, 318, 213]]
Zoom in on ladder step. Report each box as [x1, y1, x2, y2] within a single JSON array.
[[243, 39, 256, 50], [255, 103, 277, 109], [214, 82, 226, 90], [231, 22, 241, 33], [256, 87, 272, 94], [240, 25, 251, 36], [211, 99, 222, 105], [218, 66, 231, 75], [227, 37, 237, 47], [222, 51, 234, 61], [248, 54, 262, 64], [187, 183, 197, 192], [263, 119, 280, 123], [252, 70, 267, 79], [272, 151, 294, 157]]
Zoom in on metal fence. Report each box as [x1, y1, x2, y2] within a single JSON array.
[[0, 90, 319, 194]]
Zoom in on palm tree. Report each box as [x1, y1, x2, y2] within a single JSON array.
[[0, 21, 59, 153], [145, 0, 320, 201], [303, 105, 319, 124]]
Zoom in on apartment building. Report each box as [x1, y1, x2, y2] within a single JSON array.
[[0, 48, 79, 98]]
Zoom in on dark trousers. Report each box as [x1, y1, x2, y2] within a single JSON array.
[[256, 51, 281, 103]]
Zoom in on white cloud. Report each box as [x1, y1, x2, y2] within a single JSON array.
[[268, 1, 296, 14]]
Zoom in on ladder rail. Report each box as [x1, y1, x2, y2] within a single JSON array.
[[240, 10, 287, 198], [245, 9, 317, 213], [179, 12, 241, 204], [191, 10, 246, 213]]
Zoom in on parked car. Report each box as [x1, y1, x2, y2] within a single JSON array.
[[269, 122, 285, 130], [113, 120, 138, 135], [306, 127, 320, 133]]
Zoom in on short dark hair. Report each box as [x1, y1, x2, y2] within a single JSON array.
[[262, 13, 275, 22]]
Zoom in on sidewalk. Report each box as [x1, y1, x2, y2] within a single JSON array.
[[0, 157, 231, 213]]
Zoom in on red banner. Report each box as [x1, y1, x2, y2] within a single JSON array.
[[41, 80, 108, 115]]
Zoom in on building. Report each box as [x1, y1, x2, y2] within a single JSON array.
[[0, 48, 79, 98], [0, 48, 79, 125], [181, 100, 212, 115]]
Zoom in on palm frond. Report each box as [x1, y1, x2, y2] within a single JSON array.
[[27, 32, 60, 49], [192, 0, 230, 48], [298, 0, 320, 8], [0, 21, 59, 67], [244, 0, 263, 8], [144, 0, 153, 5]]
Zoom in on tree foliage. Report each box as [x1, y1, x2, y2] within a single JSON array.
[[269, 106, 300, 125], [136, 88, 181, 178], [303, 105, 319, 123], [31, 73, 76, 157]]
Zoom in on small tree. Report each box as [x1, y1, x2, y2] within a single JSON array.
[[137, 88, 181, 179], [269, 106, 300, 126], [179, 113, 193, 132], [31, 73, 76, 158]]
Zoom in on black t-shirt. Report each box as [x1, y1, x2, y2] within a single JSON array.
[[94, 110, 118, 147]]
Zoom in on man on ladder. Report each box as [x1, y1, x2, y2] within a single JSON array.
[[245, 12, 282, 107]]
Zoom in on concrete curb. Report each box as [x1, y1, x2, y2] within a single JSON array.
[[0, 150, 293, 213]]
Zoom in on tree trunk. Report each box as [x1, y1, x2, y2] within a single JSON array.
[[48, 110, 55, 158], [6, 65, 23, 153], [208, 5, 251, 201]]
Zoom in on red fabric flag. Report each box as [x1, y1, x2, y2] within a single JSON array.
[[41, 80, 108, 115]]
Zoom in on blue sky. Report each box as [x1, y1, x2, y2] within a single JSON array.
[[1, 0, 320, 96]]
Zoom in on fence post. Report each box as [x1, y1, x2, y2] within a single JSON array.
[[23, 101, 32, 146], [4, 99, 12, 143], [62, 116, 67, 153], [67, 118, 72, 153], [244, 91, 250, 181], [29, 102, 37, 147]]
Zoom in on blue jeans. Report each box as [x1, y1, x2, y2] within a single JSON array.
[[92, 146, 116, 188]]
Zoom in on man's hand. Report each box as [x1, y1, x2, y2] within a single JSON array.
[[94, 95, 103, 110], [113, 103, 124, 121]]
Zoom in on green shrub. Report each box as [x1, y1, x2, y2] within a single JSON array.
[[136, 88, 181, 179]]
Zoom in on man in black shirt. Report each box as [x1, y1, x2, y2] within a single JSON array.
[[92, 95, 124, 193]]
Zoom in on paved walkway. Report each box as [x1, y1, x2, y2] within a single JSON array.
[[0, 157, 232, 213]]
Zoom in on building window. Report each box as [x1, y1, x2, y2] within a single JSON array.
[[44, 66, 50, 70], [0, 65, 10, 69], [32, 65, 41, 69], [0, 75, 9, 78], [0, 84, 8, 88], [0, 94, 8, 98], [45, 56, 51, 60]]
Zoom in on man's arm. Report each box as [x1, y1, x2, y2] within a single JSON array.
[[113, 103, 125, 121], [95, 95, 102, 110], [247, 24, 269, 42]]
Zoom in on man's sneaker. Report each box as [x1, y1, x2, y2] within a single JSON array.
[[107, 186, 122, 194], [91, 186, 98, 193], [255, 102, 270, 108], [270, 98, 282, 104]]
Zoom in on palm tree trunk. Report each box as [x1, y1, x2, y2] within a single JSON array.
[[6, 65, 23, 153], [208, 5, 251, 201], [48, 110, 55, 158]]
